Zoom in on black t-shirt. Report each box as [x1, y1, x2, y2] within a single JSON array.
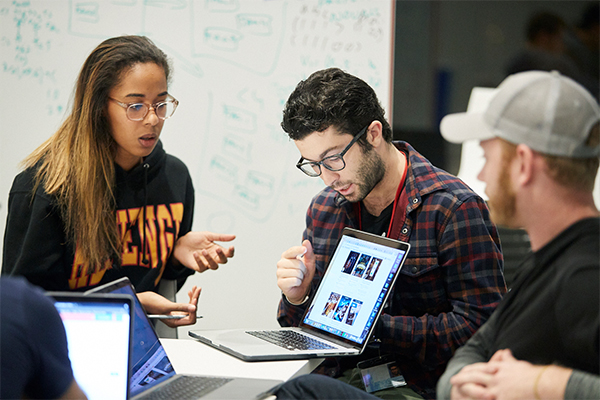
[[360, 202, 394, 236], [490, 217, 599, 372]]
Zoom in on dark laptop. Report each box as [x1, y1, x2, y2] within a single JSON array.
[[86, 277, 282, 399], [189, 227, 410, 361]]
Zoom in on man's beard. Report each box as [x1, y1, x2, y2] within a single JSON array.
[[487, 160, 517, 227], [335, 146, 386, 203]]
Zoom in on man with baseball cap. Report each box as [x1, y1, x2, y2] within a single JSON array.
[[437, 70, 599, 399]]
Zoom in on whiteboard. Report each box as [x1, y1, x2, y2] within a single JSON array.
[[0, 0, 394, 336]]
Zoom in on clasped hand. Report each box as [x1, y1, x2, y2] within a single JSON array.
[[276, 240, 316, 304], [173, 231, 235, 273], [450, 349, 548, 400]]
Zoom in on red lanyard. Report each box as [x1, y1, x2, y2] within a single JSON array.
[[358, 152, 408, 236]]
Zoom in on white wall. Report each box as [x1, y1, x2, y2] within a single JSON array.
[[0, 0, 394, 338]]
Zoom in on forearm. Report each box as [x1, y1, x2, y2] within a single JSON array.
[[377, 311, 478, 365], [161, 254, 194, 280], [169, 182, 194, 268], [277, 288, 312, 327], [437, 357, 468, 400], [563, 369, 599, 400], [437, 321, 496, 399], [375, 257, 503, 367], [404, 199, 503, 367], [277, 221, 318, 327]]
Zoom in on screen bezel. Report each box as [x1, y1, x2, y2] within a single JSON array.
[[84, 277, 176, 396]]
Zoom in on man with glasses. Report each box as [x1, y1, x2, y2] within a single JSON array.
[[275, 68, 506, 399]]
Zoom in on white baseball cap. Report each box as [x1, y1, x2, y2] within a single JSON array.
[[440, 70, 600, 158]]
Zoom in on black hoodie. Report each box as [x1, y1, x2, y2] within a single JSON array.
[[2, 141, 195, 292]]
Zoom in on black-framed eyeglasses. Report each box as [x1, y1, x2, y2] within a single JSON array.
[[296, 124, 369, 177], [109, 95, 179, 121]]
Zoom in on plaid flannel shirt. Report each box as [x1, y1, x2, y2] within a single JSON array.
[[277, 142, 506, 399]]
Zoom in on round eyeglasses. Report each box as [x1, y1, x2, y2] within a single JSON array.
[[296, 124, 369, 177], [109, 96, 179, 121]]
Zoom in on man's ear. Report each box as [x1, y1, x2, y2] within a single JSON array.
[[366, 120, 384, 147], [514, 144, 535, 187]]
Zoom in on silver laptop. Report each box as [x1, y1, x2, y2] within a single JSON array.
[[189, 227, 410, 361], [48, 292, 134, 400], [86, 277, 282, 399]]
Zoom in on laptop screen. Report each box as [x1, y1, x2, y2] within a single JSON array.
[[87, 279, 177, 397], [300, 230, 408, 346], [51, 294, 133, 400]]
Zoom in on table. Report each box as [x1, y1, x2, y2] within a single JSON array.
[[161, 338, 323, 381]]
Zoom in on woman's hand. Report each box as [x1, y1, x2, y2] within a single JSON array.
[[137, 286, 202, 327], [173, 231, 235, 272]]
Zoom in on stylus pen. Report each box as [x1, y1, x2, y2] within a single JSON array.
[[296, 248, 307, 260], [147, 314, 203, 320]]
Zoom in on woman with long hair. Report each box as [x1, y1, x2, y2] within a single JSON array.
[[3, 35, 235, 326]]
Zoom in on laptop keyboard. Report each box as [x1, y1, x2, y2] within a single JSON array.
[[139, 375, 232, 399], [247, 330, 335, 351]]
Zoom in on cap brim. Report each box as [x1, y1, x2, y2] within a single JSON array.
[[440, 112, 496, 143], [440, 87, 499, 144]]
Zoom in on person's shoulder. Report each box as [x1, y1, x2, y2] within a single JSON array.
[[575, 217, 600, 233], [548, 218, 600, 278], [10, 166, 39, 193], [1, 276, 35, 299], [8, 166, 55, 207], [1, 278, 68, 345], [164, 153, 190, 174], [1, 277, 55, 316], [310, 186, 341, 208], [434, 169, 484, 202], [0, 277, 74, 399], [403, 143, 484, 204], [559, 217, 599, 245], [560, 217, 599, 260], [2, 276, 47, 296], [305, 187, 352, 221]]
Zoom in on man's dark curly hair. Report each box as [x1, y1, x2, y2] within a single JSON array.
[[281, 68, 393, 147]]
